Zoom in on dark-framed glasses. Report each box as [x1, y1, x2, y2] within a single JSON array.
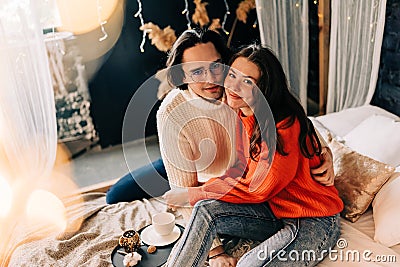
[[186, 61, 225, 82]]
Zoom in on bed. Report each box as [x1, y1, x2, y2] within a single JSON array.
[[310, 105, 400, 266], [8, 105, 400, 266]]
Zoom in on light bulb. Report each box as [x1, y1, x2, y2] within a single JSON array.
[[26, 189, 67, 232]]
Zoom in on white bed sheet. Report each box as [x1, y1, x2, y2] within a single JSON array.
[[319, 210, 400, 266]]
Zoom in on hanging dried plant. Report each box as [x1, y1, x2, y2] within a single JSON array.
[[192, 0, 210, 27], [236, 0, 256, 23], [209, 18, 222, 31], [140, 22, 177, 52]]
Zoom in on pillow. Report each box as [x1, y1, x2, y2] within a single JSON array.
[[309, 117, 333, 142], [343, 115, 400, 167], [372, 171, 400, 247], [329, 138, 395, 222], [316, 105, 399, 137]]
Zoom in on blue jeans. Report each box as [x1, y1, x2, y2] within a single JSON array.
[[167, 199, 340, 267], [106, 158, 170, 204]]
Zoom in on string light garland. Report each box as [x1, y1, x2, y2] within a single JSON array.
[[133, 0, 256, 52], [182, 0, 191, 29], [369, 0, 379, 43], [344, 0, 379, 43], [252, 19, 257, 29], [134, 0, 149, 52], [221, 0, 230, 34], [96, 0, 108, 42]]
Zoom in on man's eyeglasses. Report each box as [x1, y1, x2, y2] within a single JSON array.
[[185, 61, 225, 83]]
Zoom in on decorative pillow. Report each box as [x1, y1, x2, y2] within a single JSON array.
[[372, 171, 400, 247], [343, 115, 400, 167], [329, 138, 395, 222]]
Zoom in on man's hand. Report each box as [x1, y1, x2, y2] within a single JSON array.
[[163, 187, 190, 209], [209, 253, 237, 267], [208, 246, 237, 267], [311, 146, 335, 186]]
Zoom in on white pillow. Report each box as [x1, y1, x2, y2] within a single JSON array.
[[372, 172, 400, 247], [343, 115, 400, 167], [316, 105, 399, 137], [309, 117, 332, 142]]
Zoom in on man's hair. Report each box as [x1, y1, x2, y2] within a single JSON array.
[[166, 29, 231, 90]]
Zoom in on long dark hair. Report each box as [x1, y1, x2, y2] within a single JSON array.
[[230, 45, 321, 160], [166, 29, 231, 90]]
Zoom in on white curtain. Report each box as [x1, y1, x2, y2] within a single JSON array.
[[0, 0, 58, 262], [255, 0, 309, 109], [327, 0, 387, 113], [0, 0, 57, 180]]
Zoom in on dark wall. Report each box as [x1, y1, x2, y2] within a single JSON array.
[[371, 0, 400, 117], [89, 0, 260, 147]]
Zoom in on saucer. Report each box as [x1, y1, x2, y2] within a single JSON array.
[[111, 245, 173, 267], [140, 225, 181, 247]]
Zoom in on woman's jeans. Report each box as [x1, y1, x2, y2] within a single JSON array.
[[167, 199, 341, 267], [106, 157, 170, 203]]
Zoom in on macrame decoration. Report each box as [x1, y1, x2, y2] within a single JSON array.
[[135, 0, 256, 52]]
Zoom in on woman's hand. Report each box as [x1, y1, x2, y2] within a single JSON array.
[[311, 146, 335, 186], [163, 187, 190, 209]]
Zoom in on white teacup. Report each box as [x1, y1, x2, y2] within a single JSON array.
[[152, 212, 175, 236]]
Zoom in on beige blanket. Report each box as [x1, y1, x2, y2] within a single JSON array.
[[9, 193, 181, 267]]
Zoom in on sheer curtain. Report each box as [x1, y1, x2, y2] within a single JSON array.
[[0, 0, 56, 181], [255, 0, 309, 109], [327, 0, 387, 113], [0, 0, 57, 263]]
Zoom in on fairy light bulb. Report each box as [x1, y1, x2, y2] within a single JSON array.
[[25, 189, 67, 232]]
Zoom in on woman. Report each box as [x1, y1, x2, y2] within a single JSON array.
[[164, 45, 343, 267]]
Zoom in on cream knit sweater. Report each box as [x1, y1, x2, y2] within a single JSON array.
[[157, 88, 237, 248]]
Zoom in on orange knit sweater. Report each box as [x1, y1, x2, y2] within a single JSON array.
[[188, 114, 343, 219]]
